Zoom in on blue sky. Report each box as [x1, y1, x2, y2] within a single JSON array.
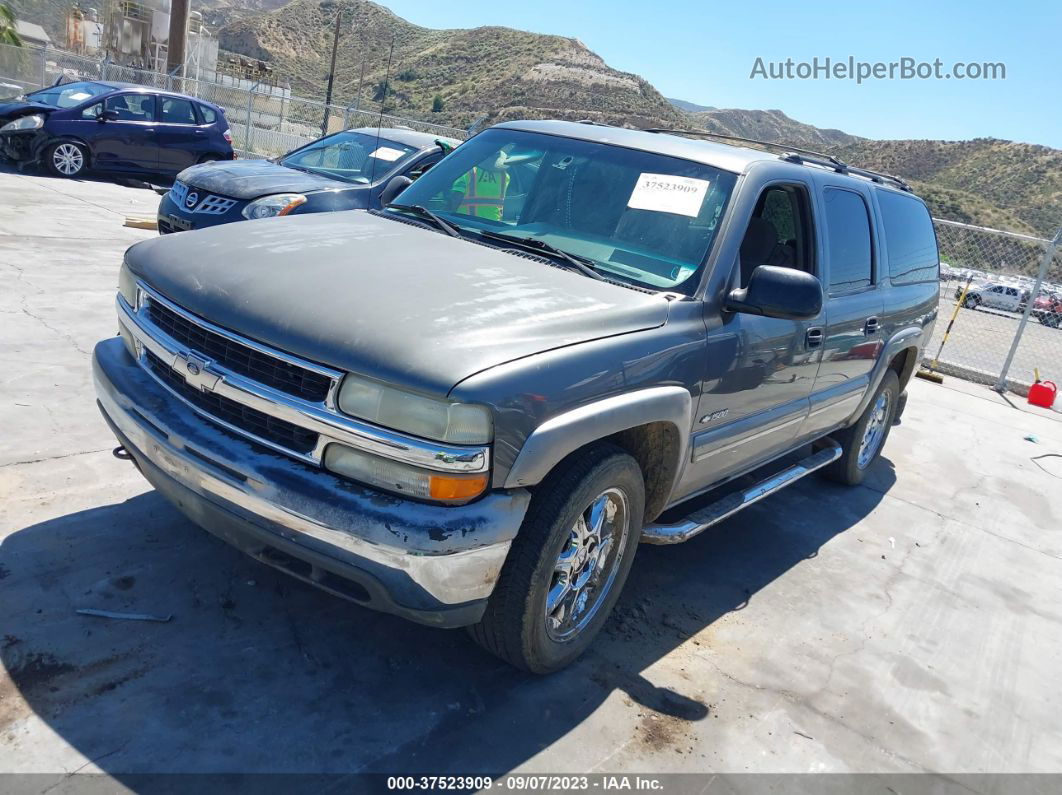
[[380, 0, 1061, 148]]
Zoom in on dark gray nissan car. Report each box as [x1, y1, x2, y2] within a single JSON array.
[[93, 120, 939, 672]]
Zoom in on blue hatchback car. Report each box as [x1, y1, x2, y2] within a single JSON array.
[[0, 81, 233, 179]]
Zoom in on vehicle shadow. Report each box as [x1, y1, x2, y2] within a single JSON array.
[[0, 158, 171, 191], [0, 458, 896, 778]]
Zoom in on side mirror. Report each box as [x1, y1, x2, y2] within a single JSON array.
[[97, 109, 119, 123], [725, 265, 822, 320], [380, 175, 413, 207]]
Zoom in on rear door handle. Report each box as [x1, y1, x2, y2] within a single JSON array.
[[864, 316, 880, 335], [806, 327, 824, 348]]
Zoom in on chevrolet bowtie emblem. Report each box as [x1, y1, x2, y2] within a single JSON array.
[[175, 353, 220, 392]]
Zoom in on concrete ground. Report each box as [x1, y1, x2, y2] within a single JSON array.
[[2, 169, 1061, 784]]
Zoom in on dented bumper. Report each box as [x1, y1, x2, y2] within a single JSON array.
[[92, 337, 530, 627]]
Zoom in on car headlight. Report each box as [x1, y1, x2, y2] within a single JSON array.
[[241, 193, 307, 220], [0, 114, 44, 132], [337, 373, 492, 444], [118, 262, 139, 309], [324, 444, 488, 503]]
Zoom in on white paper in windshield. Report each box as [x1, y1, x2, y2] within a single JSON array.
[[627, 173, 710, 218], [68, 92, 92, 101], [370, 146, 405, 162]]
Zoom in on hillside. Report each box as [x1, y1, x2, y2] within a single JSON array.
[[216, 0, 687, 129], [668, 103, 1058, 236]]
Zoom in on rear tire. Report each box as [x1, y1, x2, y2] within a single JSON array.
[[822, 370, 900, 486], [469, 444, 644, 673], [45, 140, 88, 178]]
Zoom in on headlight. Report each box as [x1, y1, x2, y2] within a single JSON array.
[[241, 193, 307, 220], [337, 374, 492, 444], [118, 263, 139, 309], [324, 444, 488, 503], [0, 114, 44, 132]]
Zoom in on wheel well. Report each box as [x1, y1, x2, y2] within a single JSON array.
[[44, 137, 91, 163], [604, 422, 681, 524], [889, 347, 918, 391]]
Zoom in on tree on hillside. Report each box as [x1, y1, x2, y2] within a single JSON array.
[[432, 94, 444, 113], [0, 3, 21, 46], [372, 80, 390, 102]]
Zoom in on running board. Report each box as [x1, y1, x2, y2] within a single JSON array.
[[641, 440, 843, 545]]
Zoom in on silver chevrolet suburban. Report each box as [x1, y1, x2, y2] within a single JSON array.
[[93, 120, 939, 672]]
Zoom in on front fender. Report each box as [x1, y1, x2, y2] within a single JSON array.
[[503, 386, 693, 488]]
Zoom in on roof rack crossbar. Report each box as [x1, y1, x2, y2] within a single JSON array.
[[642, 127, 913, 192]]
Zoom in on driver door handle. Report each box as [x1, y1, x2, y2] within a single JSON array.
[[864, 316, 880, 335]]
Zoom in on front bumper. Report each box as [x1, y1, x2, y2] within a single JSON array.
[[93, 337, 530, 627], [0, 129, 46, 164], [157, 192, 245, 234]]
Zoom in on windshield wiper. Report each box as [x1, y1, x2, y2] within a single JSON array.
[[476, 230, 604, 281], [388, 203, 462, 238]]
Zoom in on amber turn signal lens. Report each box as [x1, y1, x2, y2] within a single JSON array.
[[429, 473, 489, 501], [277, 195, 307, 216]]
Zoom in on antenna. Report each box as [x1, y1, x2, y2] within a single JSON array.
[[369, 32, 396, 186]]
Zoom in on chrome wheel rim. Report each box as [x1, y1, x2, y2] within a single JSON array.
[[857, 391, 891, 469], [53, 144, 84, 175], [545, 488, 629, 642]]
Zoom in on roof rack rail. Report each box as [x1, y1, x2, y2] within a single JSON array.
[[780, 151, 912, 192], [641, 128, 913, 193]]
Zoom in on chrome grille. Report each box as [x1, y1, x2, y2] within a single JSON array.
[[169, 181, 237, 215], [144, 298, 333, 403], [169, 180, 189, 206], [144, 350, 319, 454], [195, 195, 237, 215]]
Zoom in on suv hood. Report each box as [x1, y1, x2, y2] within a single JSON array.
[[126, 211, 671, 395], [177, 159, 350, 200]]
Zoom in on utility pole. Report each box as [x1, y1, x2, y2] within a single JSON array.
[[320, 9, 342, 137], [166, 0, 190, 75]]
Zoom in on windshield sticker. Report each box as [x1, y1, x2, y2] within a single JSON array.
[[370, 146, 405, 162], [67, 92, 92, 101], [627, 174, 711, 218]]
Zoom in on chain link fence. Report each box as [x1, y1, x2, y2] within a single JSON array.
[[0, 43, 467, 160], [930, 219, 1062, 394]]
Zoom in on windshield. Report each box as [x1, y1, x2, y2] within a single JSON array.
[[280, 131, 419, 184], [26, 81, 111, 108], [390, 128, 737, 291]]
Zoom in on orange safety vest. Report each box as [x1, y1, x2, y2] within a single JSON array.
[[455, 167, 510, 221]]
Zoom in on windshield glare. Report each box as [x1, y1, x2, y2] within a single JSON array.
[[27, 81, 111, 108], [281, 132, 418, 184], [391, 128, 737, 291]]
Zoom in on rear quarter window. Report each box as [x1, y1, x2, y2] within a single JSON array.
[[198, 104, 217, 124], [878, 190, 939, 285]]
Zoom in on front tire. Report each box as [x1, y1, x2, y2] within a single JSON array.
[[469, 444, 644, 673], [45, 140, 88, 178], [822, 370, 900, 486], [963, 294, 981, 309]]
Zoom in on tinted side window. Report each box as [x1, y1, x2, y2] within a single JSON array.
[[160, 97, 196, 124], [824, 188, 873, 291], [198, 104, 217, 124], [878, 190, 939, 284], [105, 94, 155, 121]]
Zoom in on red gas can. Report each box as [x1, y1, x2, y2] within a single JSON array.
[[1028, 380, 1057, 408]]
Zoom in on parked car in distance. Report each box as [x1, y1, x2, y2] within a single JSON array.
[[156, 127, 461, 234], [957, 281, 1028, 312], [94, 121, 939, 672], [1031, 292, 1062, 327], [0, 81, 233, 179]]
